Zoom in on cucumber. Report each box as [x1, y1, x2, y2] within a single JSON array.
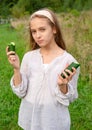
[[61, 62, 80, 78], [8, 42, 15, 52]]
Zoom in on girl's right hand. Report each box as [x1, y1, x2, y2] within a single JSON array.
[[6, 46, 20, 70]]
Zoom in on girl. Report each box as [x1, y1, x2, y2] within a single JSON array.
[[6, 8, 80, 130]]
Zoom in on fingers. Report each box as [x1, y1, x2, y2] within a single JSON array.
[[6, 46, 20, 70], [6, 46, 9, 53], [58, 74, 69, 86], [6, 46, 17, 64], [8, 54, 16, 61], [60, 67, 76, 82], [72, 67, 76, 74], [6, 46, 15, 57], [7, 51, 15, 57]]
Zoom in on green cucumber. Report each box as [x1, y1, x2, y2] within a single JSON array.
[[61, 62, 80, 78], [8, 42, 15, 52]]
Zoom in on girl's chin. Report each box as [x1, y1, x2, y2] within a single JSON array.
[[38, 44, 46, 47], [37, 43, 49, 48]]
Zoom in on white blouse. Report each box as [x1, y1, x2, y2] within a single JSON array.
[[10, 49, 80, 130]]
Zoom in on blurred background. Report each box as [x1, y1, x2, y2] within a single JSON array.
[[0, 0, 92, 130]]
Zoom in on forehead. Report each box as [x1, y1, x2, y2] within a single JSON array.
[[30, 16, 50, 27]]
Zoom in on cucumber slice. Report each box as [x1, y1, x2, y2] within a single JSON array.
[[8, 42, 15, 52]]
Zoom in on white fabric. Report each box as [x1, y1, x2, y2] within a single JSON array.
[[10, 49, 80, 130], [43, 64, 49, 72], [30, 10, 55, 24]]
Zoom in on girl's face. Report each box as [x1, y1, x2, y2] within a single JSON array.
[[30, 17, 56, 48]]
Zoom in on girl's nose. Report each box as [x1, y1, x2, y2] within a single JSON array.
[[36, 31, 41, 38]]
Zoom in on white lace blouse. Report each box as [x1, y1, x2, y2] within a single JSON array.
[[10, 49, 80, 130]]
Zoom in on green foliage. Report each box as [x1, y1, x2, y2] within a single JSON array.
[[11, 5, 26, 18], [0, 0, 18, 18], [83, 0, 92, 10], [10, 0, 48, 18], [0, 4, 10, 18], [70, 9, 80, 17], [0, 0, 92, 18], [72, 0, 85, 11]]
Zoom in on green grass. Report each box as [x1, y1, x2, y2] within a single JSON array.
[[0, 24, 25, 130], [69, 78, 92, 130], [0, 10, 92, 130]]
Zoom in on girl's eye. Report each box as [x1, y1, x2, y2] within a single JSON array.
[[40, 28, 45, 31], [31, 30, 36, 34]]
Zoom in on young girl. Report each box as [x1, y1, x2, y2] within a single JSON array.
[[6, 8, 80, 130]]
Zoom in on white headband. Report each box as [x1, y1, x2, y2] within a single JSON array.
[[30, 10, 55, 24]]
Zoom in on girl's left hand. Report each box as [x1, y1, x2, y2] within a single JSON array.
[[57, 67, 76, 86]]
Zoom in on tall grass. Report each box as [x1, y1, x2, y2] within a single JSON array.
[[0, 10, 92, 130]]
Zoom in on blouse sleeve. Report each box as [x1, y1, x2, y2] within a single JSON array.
[[55, 67, 80, 106], [10, 53, 30, 98]]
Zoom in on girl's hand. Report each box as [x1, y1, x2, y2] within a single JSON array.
[[57, 67, 76, 93], [58, 67, 76, 86], [6, 46, 20, 70]]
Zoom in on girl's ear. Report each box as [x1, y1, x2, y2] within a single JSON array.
[[53, 26, 57, 34]]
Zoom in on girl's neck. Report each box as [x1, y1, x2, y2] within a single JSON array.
[[40, 46, 65, 64], [40, 43, 64, 56]]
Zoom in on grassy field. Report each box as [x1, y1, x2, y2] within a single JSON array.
[[0, 10, 92, 130], [0, 24, 25, 130]]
